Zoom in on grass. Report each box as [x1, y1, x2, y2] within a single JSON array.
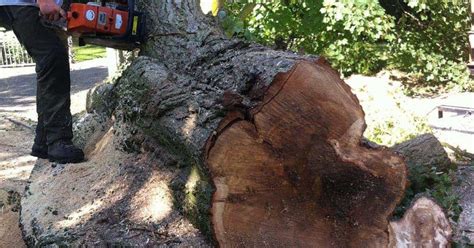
[[72, 45, 106, 62]]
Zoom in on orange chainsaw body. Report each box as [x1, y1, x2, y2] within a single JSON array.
[[67, 3, 128, 35]]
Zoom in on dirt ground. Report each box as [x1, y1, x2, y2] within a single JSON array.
[[345, 72, 474, 153], [0, 59, 108, 247]]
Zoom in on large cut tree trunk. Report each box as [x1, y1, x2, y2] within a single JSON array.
[[19, 0, 451, 247], [206, 61, 408, 247], [114, 1, 408, 247]]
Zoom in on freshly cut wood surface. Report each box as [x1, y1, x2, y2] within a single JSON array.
[[389, 197, 452, 248], [207, 60, 408, 247]]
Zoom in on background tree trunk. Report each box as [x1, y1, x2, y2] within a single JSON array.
[[20, 0, 450, 247]]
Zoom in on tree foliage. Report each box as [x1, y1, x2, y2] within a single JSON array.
[[218, 0, 473, 92], [389, 0, 472, 93]]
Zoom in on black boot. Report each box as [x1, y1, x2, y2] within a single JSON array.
[[31, 143, 48, 159], [48, 139, 85, 164], [31, 116, 48, 159]]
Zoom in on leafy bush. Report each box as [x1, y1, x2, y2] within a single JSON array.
[[365, 114, 431, 146], [221, 1, 325, 49], [221, 0, 394, 75], [389, 0, 472, 92], [219, 0, 473, 92], [320, 0, 395, 75], [394, 165, 461, 223]]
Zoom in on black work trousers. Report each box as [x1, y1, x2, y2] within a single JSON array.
[[0, 6, 73, 145]]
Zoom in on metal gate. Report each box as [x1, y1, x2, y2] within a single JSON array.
[[0, 28, 34, 67]]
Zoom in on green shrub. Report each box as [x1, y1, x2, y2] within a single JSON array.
[[320, 0, 395, 75], [389, 0, 473, 92], [221, 0, 394, 76], [220, 0, 473, 92], [394, 165, 461, 223], [221, 1, 326, 50]]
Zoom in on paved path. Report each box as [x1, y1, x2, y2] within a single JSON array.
[[0, 58, 108, 121], [407, 92, 474, 153]]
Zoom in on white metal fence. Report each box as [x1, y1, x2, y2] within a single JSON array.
[[0, 29, 34, 68]]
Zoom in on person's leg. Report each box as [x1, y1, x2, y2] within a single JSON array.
[[9, 6, 72, 143], [0, 7, 13, 29], [31, 114, 48, 158], [1, 7, 46, 158], [6, 6, 83, 163]]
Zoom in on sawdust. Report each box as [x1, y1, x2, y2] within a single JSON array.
[[0, 116, 36, 248], [21, 126, 209, 246], [0, 189, 26, 248]]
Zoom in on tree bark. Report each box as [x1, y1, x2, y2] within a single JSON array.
[[85, 1, 412, 247], [392, 133, 452, 172]]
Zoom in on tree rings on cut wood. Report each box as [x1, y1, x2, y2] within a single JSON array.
[[206, 60, 408, 247]]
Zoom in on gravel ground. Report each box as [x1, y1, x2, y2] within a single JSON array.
[[456, 166, 474, 245], [406, 92, 474, 154]]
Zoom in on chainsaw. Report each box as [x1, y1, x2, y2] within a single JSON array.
[[64, 0, 145, 50]]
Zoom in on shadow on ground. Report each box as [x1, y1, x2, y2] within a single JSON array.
[[0, 66, 107, 109]]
